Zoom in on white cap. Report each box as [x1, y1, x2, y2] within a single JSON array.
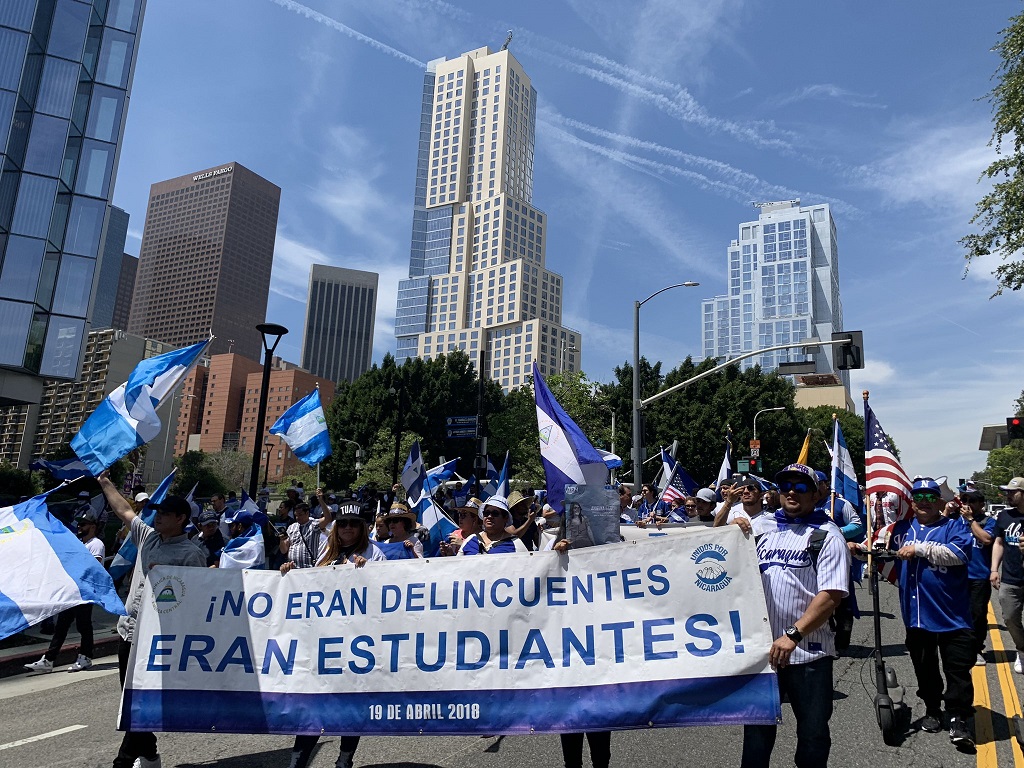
[[134, 492, 150, 503]]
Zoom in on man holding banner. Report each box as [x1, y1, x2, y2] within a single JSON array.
[[742, 463, 849, 768], [98, 471, 207, 768]]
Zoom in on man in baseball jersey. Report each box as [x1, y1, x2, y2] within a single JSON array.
[[852, 476, 975, 749], [991, 477, 1024, 675], [741, 463, 849, 768]]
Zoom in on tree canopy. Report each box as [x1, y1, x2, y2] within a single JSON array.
[[962, 10, 1024, 292]]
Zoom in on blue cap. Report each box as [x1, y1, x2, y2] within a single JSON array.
[[911, 477, 941, 496], [775, 463, 817, 485], [813, 470, 828, 484], [223, 508, 253, 528], [198, 509, 219, 525]]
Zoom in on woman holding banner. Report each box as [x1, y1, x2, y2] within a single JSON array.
[[457, 495, 527, 555], [284, 503, 381, 768], [439, 497, 483, 555]]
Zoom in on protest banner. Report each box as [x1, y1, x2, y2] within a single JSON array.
[[121, 525, 780, 736]]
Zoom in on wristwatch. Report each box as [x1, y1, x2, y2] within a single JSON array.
[[784, 625, 803, 643]]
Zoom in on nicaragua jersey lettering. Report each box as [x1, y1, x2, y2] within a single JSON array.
[[887, 516, 972, 632], [752, 514, 850, 665]]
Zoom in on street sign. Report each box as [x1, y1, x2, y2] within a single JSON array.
[[749, 439, 761, 449], [446, 428, 476, 439], [750, 448, 760, 458], [446, 415, 477, 426]]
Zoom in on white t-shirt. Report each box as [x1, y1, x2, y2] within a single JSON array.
[[83, 536, 105, 562], [727, 503, 762, 524]]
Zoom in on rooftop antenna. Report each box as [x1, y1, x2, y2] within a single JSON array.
[[502, 30, 513, 51]]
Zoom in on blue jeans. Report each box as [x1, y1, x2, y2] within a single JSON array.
[[741, 656, 834, 768]]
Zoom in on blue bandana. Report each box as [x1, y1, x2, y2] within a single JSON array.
[[774, 507, 831, 527]]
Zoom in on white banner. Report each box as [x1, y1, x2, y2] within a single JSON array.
[[121, 526, 780, 735]]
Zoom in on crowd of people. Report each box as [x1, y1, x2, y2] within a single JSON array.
[[18, 458, 1024, 768]]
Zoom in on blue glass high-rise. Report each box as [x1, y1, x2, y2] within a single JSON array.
[[0, 0, 146, 404]]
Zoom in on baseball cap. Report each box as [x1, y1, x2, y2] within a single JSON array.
[[483, 495, 509, 514], [1000, 477, 1024, 492], [223, 507, 253, 527], [134, 492, 150, 504], [775, 463, 817, 486], [695, 488, 717, 503], [152, 495, 190, 518], [911, 477, 942, 496], [74, 509, 97, 523], [77, 490, 90, 500], [335, 502, 373, 525], [197, 509, 219, 525], [813, 471, 829, 484]]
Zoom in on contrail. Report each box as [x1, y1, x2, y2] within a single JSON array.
[[267, 0, 425, 67]]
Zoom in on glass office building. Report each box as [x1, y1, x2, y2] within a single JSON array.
[[301, 264, 377, 385], [0, 0, 146, 404]]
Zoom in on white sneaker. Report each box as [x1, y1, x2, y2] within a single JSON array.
[[131, 757, 162, 768], [976, 653, 986, 666], [67, 655, 92, 672], [1015, 654, 1023, 674], [23, 657, 53, 673]]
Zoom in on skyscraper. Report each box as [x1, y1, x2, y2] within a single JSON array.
[[301, 265, 377, 385], [394, 46, 581, 390], [90, 204, 129, 328], [0, 1, 147, 405], [701, 200, 848, 390], [128, 162, 280, 360], [110, 252, 136, 330]]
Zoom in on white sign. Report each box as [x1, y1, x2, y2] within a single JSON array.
[[121, 526, 779, 735], [192, 165, 233, 182]]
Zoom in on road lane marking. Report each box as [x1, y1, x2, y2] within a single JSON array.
[[988, 602, 1024, 767], [0, 725, 87, 751], [973, 662, 998, 768]]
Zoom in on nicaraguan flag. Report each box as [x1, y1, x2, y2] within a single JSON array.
[[453, 475, 474, 506], [71, 339, 209, 475], [403, 444, 457, 557], [533, 362, 606, 512], [480, 456, 499, 499], [716, 438, 732, 500], [597, 449, 622, 469], [269, 389, 332, 466], [28, 458, 93, 481], [831, 419, 861, 510], [494, 451, 510, 498], [108, 468, 176, 581], [425, 458, 459, 496], [219, 521, 266, 570], [658, 448, 699, 501], [0, 493, 126, 640], [401, 441, 426, 503]]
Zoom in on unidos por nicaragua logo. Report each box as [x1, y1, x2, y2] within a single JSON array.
[[691, 542, 732, 592]]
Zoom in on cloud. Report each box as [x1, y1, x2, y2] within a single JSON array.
[[775, 84, 885, 110], [849, 360, 894, 388], [266, 0, 424, 67]]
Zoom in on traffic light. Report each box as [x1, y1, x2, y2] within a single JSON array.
[[1007, 417, 1024, 441], [737, 458, 762, 474], [831, 331, 864, 370], [750, 458, 762, 474]]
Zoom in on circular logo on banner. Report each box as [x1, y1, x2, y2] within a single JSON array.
[[691, 543, 733, 592], [150, 574, 187, 614]]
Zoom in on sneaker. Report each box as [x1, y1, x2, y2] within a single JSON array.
[[949, 715, 975, 749], [1016, 654, 1023, 674], [921, 713, 943, 733], [131, 757, 162, 768], [976, 653, 986, 666], [67, 655, 92, 672], [23, 657, 53, 674]]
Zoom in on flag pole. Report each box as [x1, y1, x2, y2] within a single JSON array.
[[829, 413, 837, 521], [863, 390, 874, 584]]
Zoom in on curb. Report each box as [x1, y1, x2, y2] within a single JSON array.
[[0, 632, 121, 679]]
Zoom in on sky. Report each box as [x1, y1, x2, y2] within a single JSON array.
[[110, 0, 1024, 485]]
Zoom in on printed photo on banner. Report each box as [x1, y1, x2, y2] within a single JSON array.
[[563, 484, 620, 546]]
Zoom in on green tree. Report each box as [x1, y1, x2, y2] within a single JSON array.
[[356, 426, 424, 490], [972, 386, 1024, 491], [0, 462, 40, 502], [202, 451, 251, 491], [796, 406, 867, 479], [962, 10, 1024, 292], [171, 450, 226, 497]]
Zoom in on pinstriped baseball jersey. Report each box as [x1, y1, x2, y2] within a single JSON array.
[[752, 514, 850, 665]]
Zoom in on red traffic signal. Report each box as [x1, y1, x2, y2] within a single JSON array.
[[1007, 417, 1024, 441]]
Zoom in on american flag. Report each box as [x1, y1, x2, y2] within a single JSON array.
[[864, 400, 912, 510], [658, 448, 698, 504]]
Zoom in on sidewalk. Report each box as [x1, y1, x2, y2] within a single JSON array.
[[0, 608, 122, 678]]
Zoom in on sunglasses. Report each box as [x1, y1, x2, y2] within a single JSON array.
[[912, 492, 940, 502], [778, 480, 812, 494], [482, 510, 505, 518], [335, 519, 363, 529]]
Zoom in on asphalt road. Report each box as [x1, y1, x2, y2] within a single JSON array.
[[2, 579, 1022, 768]]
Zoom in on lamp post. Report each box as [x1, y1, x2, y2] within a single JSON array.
[[262, 435, 274, 487], [389, 385, 405, 487], [559, 340, 577, 374], [249, 323, 288, 497], [161, 392, 193, 480], [632, 282, 699, 488], [752, 406, 785, 443], [338, 438, 365, 473]]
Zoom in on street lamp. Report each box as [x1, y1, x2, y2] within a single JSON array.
[[249, 322, 288, 497], [161, 392, 193, 479], [752, 407, 785, 443], [262, 435, 275, 487], [559, 340, 577, 373], [632, 281, 699, 487], [389, 385, 405, 487], [338, 438, 365, 472]]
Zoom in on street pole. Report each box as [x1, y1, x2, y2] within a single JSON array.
[[390, 385, 404, 487], [632, 281, 700, 489], [752, 406, 785, 443], [249, 323, 288, 497], [262, 436, 273, 487]]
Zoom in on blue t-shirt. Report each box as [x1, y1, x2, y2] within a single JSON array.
[[459, 534, 525, 555], [967, 515, 998, 581], [636, 499, 669, 521], [888, 516, 972, 633]]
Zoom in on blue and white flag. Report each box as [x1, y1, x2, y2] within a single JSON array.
[[28, 457, 93, 481], [831, 419, 861, 510], [71, 339, 210, 475], [480, 456, 500, 499], [108, 468, 176, 581], [494, 451, 510, 499], [533, 362, 606, 513], [716, 437, 733, 498], [0, 492, 126, 640], [402, 442, 457, 557], [658, 448, 699, 502], [453, 475, 474, 506], [219, 522, 266, 570], [597, 449, 622, 470], [269, 389, 332, 466], [425, 458, 459, 496]]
